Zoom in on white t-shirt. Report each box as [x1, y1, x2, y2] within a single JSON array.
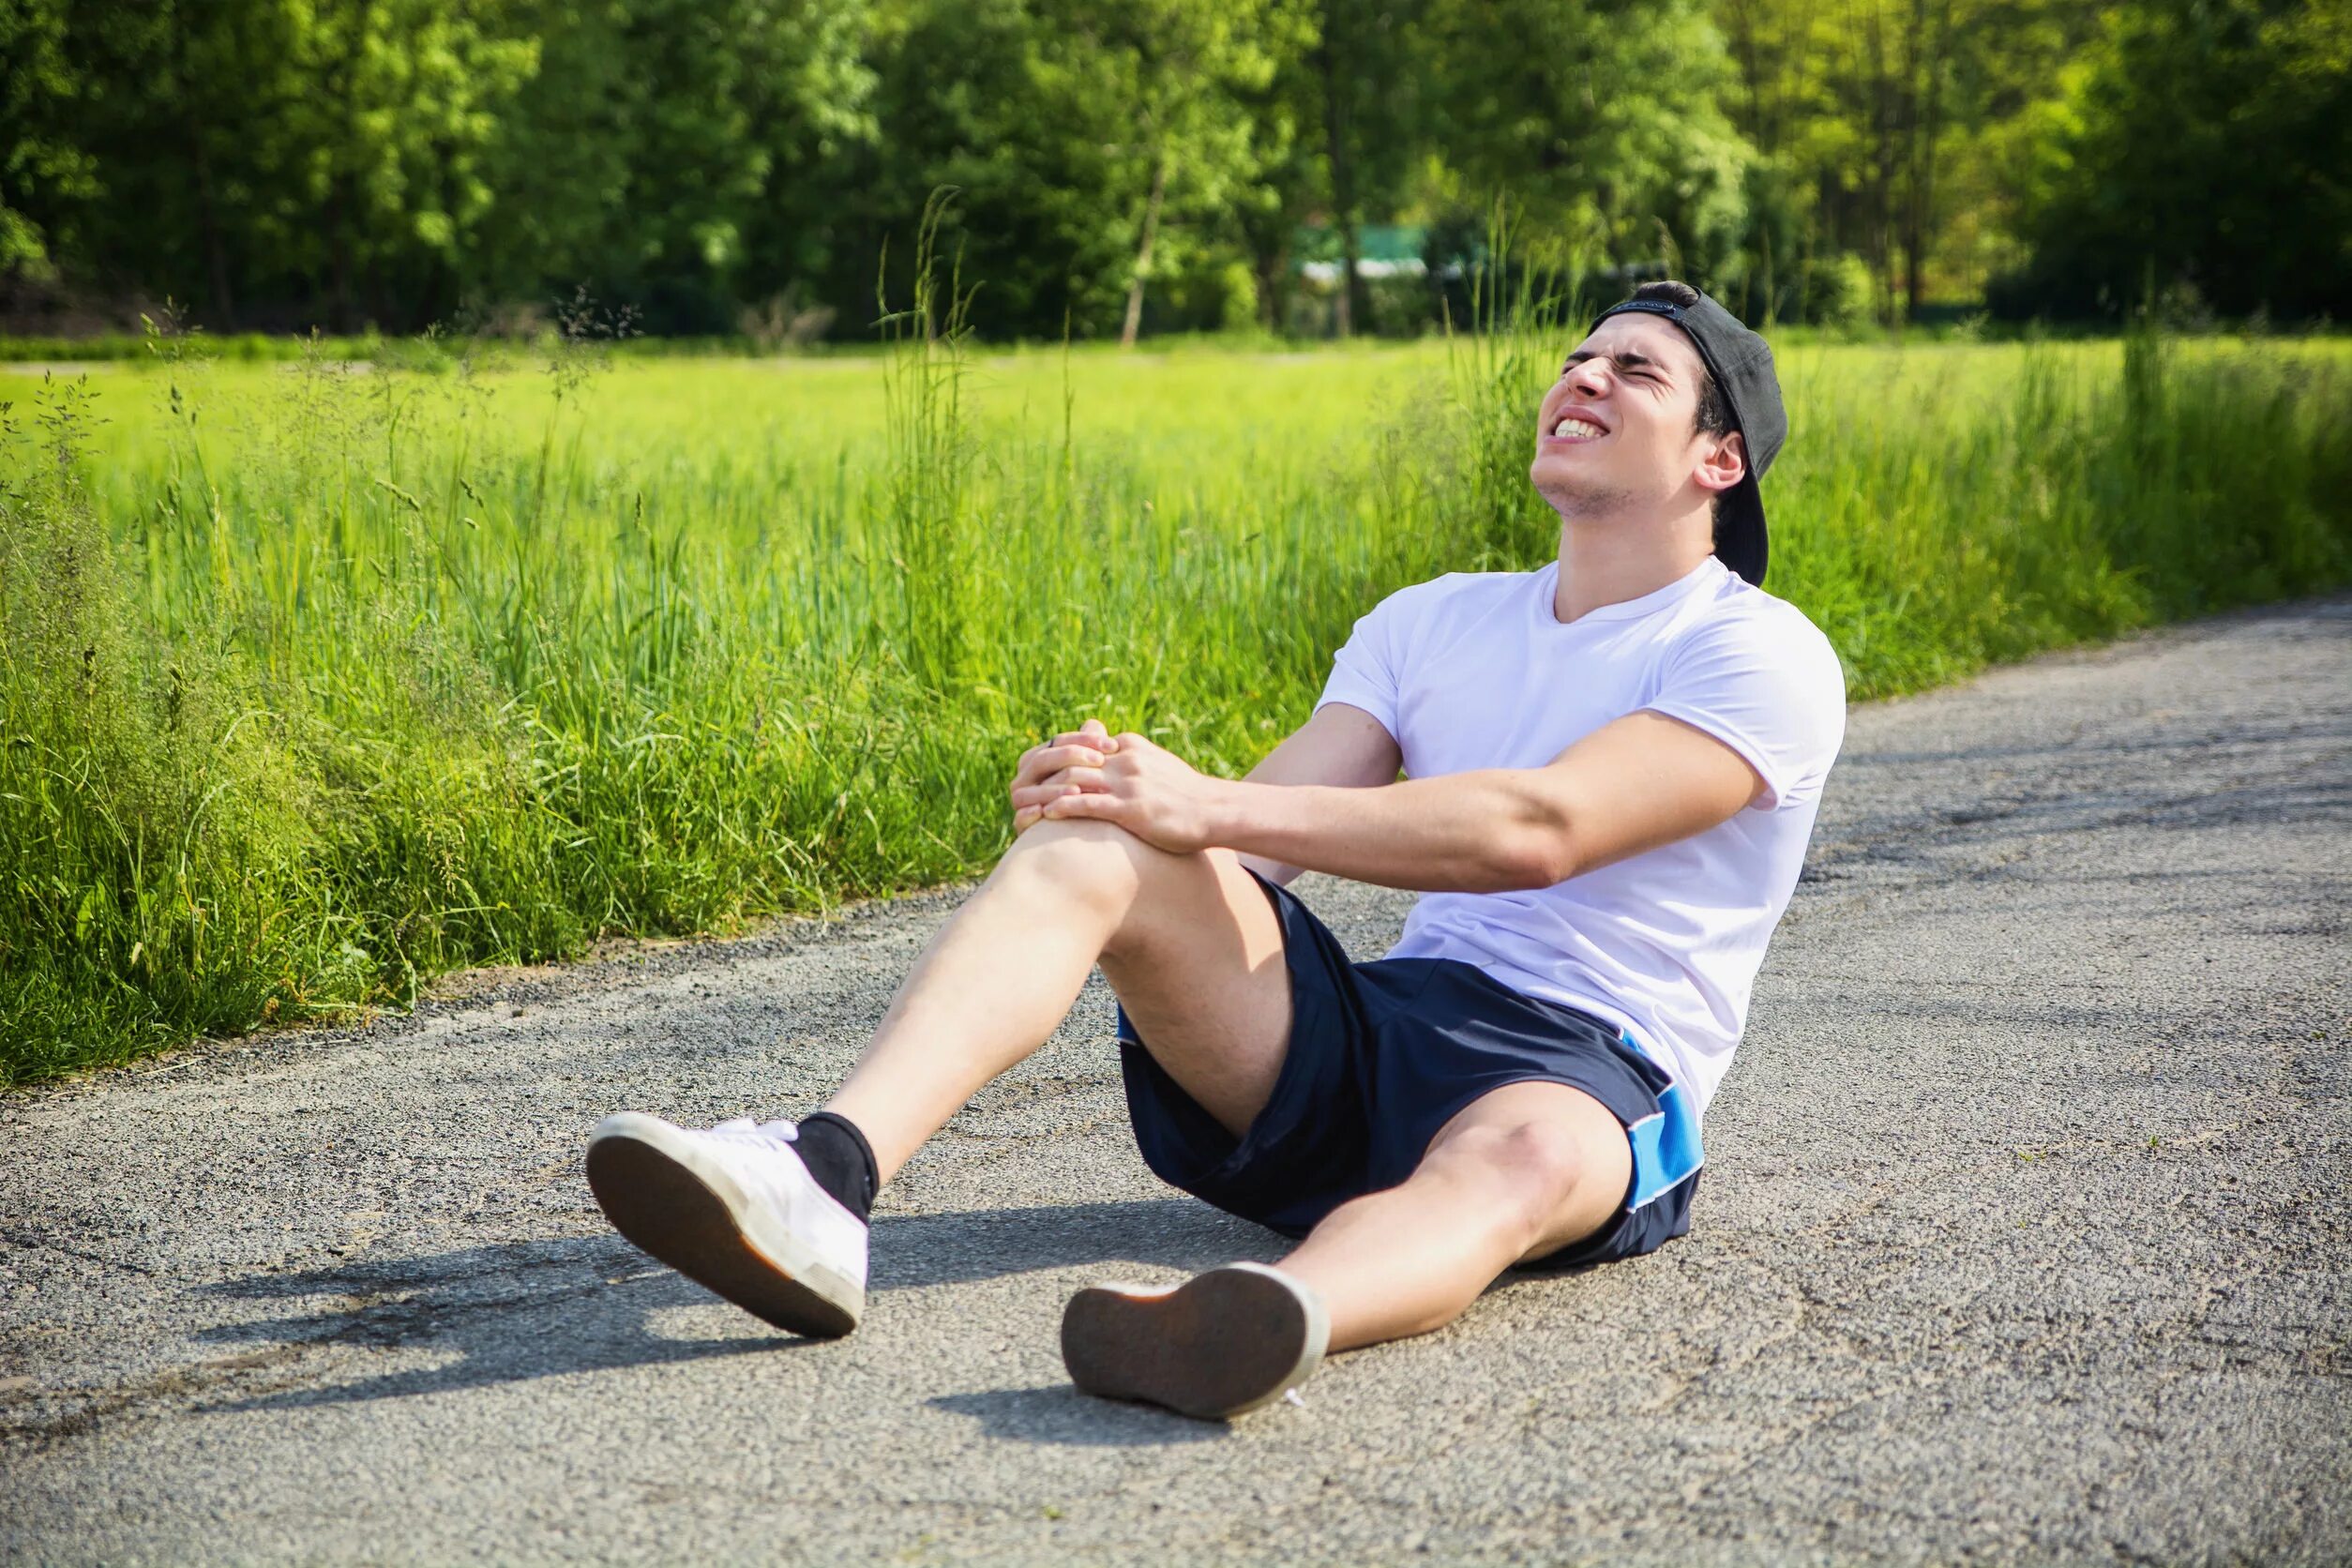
[[1313, 554, 1847, 1114]]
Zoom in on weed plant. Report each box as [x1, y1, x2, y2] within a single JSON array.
[[1, 279, 2346, 1083]]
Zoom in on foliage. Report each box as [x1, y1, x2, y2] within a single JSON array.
[[474, 0, 878, 334], [2, 314, 2347, 1082], [30, 0, 537, 330], [1418, 0, 1756, 284], [0, 0, 93, 275], [3, 0, 2337, 336], [813, 0, 1311, 339], [1992, 0, 2352, 321]]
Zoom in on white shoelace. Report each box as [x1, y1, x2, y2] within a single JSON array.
[[708, 1116, 799, 1145], [686, 1118, 824, 1221]]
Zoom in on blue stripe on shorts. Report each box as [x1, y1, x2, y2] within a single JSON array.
[[1621, 1043, 1703, 1212]]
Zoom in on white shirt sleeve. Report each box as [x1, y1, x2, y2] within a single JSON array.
[[1643, 603, 1847, 810], [1314, 590, 1413, 738]]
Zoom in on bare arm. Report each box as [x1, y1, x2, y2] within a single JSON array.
[[1031, 706, 1762, 895], [1005, 705, 1400, 888], [1207, 710, 1761, 893], [1228, 702, 1405, 887]]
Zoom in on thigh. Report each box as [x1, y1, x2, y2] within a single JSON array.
[[1095, 844, 1293, 1139], [1423, 1080, 1636, 1263]]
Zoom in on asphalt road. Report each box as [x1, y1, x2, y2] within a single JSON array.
[[4, 599, 2347, 1566]]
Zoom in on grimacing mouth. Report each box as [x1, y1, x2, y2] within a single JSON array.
[[1544, 411, 1608, 443]]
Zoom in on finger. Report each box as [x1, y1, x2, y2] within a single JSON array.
[[1010, 782, 1050, 810], [1011, 773, 1107, 809], [1014, 805, 1043, 833], [1057, 720, 1118, 753], [1014, 744, 1104, 791], [1010, 785, 1073, 812], [1044, 790, 1118, 822]]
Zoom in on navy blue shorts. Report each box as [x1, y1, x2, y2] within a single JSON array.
[[1115, 869, 1703, 1270]]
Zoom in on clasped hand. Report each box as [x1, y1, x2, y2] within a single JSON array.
[[1006, 717, 1226, 855]]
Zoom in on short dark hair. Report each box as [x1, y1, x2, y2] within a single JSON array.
[[1628, 280, 1733, 437]]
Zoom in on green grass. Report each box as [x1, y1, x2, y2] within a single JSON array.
[[3, 320, 2348, 1086]]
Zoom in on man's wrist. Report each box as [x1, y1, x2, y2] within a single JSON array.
[[1207, 776, 1269, 855]]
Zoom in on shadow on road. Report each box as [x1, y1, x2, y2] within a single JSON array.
[[927, 1384, 1229, 1447], [870, 1198, 1280, 1289], [184, 1199, 1276, 1415], [188, 1234, 800, 1411]]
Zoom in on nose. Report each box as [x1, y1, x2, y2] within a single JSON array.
[[1563, 358, 1613, 400]]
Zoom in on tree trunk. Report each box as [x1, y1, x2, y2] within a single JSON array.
[[1256, 249, 1284, 333], [1121, 148, 1168, 349], [1864, 9, 1900, 324], [1902, 0, 1954, 316], [327, 176, 356, 333], [326, 0, 378, 333], [1318, 14, 1364, 338], [1337, 217, 1364, 339], [194, 148, 234, 328], [166, 3, 235, 326]]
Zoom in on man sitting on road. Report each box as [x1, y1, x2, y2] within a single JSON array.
[[584, 280, 1847, 1420]]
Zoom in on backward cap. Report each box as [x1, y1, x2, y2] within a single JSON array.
[[1590, 290, 1787, 586]]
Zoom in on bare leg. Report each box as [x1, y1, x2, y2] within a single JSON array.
[[821, 820, 1293, 1183], [1274, 1080, 1635, 1351]]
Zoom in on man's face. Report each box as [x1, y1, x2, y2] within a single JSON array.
[[1529, 313, 1743, 520]]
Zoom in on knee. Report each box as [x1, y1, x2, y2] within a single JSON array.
[[1438, 1121, 1591, 1244], [989, 818, 1158, 921]]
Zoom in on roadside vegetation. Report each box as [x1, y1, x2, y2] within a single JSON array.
[[3, 301, 2347, 1085]]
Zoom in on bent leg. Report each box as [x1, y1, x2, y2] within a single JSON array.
[[1274, 1080, 1634, 1351], [822, 820, 1292, 1183]]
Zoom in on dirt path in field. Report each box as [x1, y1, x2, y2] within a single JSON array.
[[4, 598, 2347, 1566]]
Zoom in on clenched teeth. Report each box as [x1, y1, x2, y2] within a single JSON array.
[[1551, 417, 1605, 441]]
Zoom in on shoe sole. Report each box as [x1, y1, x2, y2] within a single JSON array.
[[585, 1116, 861, 1338], [1060, 1262, 1327, 1420]]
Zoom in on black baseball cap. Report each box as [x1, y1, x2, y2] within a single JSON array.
[[1589, 290, 1786, 587]]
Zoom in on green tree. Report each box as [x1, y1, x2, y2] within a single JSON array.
[[1229, 23, 1323, 332], [297, 0, 539, 328], [477, 0, 875, 333], [828, 0, 1304, 340], [1421, 0, 1756, 287], [1715, 0, 2104, 319], [13, 0, 532, 330], [1098, 0, 1308, 344], [0, 0, 94, 280], [2001, 0, 2350, 320], [1308, 0, 1426, 336], [1719, 0, 1958, 317]]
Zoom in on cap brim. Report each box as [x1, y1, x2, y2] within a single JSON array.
[[1716, 475, 1769, 587]]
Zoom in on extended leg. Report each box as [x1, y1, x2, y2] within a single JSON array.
[[1275, 1079, 1634, 1350], [1057, 1079, 1635, 1417], [822, 819, 1294, 1183]]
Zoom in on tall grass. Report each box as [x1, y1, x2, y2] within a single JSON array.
[[2, 294, 2346, 1085]]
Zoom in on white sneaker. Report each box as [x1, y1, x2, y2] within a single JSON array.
[[1060, 1262, 1329, 1420], [585, 1112, 867, 1337]]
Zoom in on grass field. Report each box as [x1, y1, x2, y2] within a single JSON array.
[[4, 320, 2348, 1084]]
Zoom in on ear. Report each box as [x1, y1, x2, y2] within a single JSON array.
[[1692, 428, 1747, 497]]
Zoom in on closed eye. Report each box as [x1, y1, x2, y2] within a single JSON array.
[[1565, 349, 1673, 387]]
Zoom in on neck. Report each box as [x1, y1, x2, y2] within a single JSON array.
[[1550, 506, 1715, 623]]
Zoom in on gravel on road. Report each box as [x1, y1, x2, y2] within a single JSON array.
[[3, 598, 2346, 1566]]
